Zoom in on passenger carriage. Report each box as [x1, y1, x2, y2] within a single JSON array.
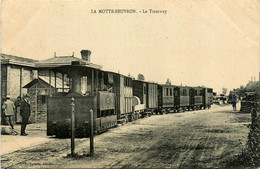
[[175, 86, 192, 112], [157, 84, 176, 113], [133, 80, 158, 117]]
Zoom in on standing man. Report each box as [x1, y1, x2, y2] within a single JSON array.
[[232, 90, 237, 111], [2, 95, 18, 135], [20, 94, 31, 136], [14, 96, 22, 123]]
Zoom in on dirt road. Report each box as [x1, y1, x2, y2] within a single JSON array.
[[1, 104, 251, 168]]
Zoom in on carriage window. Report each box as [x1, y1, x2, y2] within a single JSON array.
[[183, 89, 187, 96], [166, 88, 169, 96], [143, 85, 146, 94], [174, 90, 178, 96], [170, 88, 173, 96], [162, 88, 164, 96]]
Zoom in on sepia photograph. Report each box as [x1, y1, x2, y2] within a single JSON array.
[[1, 0, 260, 168]]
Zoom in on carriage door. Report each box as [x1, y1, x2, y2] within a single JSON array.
[[143, 83, 147, 108], [189, 88, 194, 106]]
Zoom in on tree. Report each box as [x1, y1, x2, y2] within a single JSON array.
[[222, 87, 228, 95], [137, 74, 145, 81]]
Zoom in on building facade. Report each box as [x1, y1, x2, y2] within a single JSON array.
[[1, 54, 38, 100]]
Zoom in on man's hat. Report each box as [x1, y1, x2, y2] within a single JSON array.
[[6, 95, 11, 99]]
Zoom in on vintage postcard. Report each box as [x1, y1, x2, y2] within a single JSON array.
[[1, 0, 260, 168]]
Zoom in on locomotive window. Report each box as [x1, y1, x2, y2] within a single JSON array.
[[81, 76, 88, 94], [111, 109, 115, 116]]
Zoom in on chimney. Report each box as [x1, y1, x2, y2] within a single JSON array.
[[251, 76, 253, 82], [259, 72, 260, 82], [80, 50, 91, 62], [254, 76, 256, 82]]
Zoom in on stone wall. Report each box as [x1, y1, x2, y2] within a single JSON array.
[[7, 65, 21, 100], [1, 65, 7, 99], [2, 65, 36, 100]]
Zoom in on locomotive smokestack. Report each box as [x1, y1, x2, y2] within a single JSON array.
[[80, 50, 91, 62]]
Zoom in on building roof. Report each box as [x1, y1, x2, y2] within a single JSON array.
[[35, 55, 102, 69], [1, 53, 38, 67], [23, 76, 69, 89]]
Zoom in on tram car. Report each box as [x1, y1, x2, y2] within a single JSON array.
[[206, 88, 213, 108], [104, 71, 133, 123], [157, 85, 213, 113], [192, 87, 204, 110], [190, 87, 213, 110], [175, 86, 193, 112], [157, 84, 176, 113], [133, 80, 158, 117], [147, 82, 158, 113]]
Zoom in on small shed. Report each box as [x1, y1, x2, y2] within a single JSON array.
[[23, 76, 69, 123]]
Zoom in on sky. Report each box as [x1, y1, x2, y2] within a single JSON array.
[[1, 0, 260, 94]]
